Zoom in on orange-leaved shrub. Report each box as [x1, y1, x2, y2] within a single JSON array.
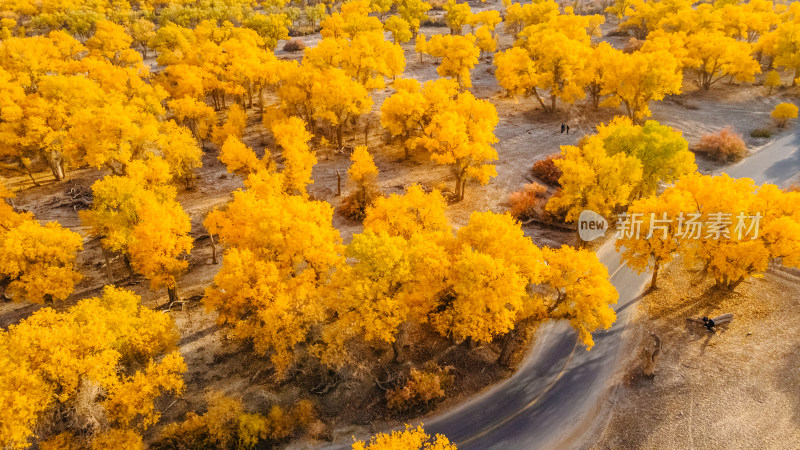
[[531, 154, 563, 186], [696, 126, 747, 162], [283, 40, 306, 52], [508, 182, 548, 221]]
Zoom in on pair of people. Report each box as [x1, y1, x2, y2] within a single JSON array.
[[560, 122, 570, 134]]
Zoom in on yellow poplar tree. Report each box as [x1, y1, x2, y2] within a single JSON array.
[[156, 121, 203, 188], [431, 211, 546, 344], [540, 246, 618, 349], [398, 0, 432, 36], [168, 96, 217, 145], [431, 246, 528, 344], [85, 20, 143, 68], [311, 68, 373, 148], [320, 230, 415, 366], [515, 27, 592, 113], [472, 10, 502, 37], [219, 135, 264, 176], [602, 50, 683, 121], [0, 219, 83, 304], [385, 16, 412, 44], [0, 286, 185, 448], [666, 174, 800, 291], [415, 33, 427, 62], [585, 42, 622, 109], [381, 79, 427, 157], [684, 30, 761, 90], [342, 145, 381, 219], [546, 137, 643, 223], [425, 34, 480, 88], [415, 92, 498, 201], [352, 425, 456, 450], [211, 103, 247, 148], [595, 117, 696, 198], [363, 184, 450, 239], [128, 194, 193, 308], [494, 47, 539, 97], [80, 158, 178, 282], [271, 117, 316, 196], [475, 26, 497, 56], [443, 0, 473, 35], [615, 188, 695, 289], [204, 171, 344, 373]]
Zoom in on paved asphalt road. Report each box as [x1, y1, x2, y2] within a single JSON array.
[[423, 242, 650, 449], [420, 129, 800, 449], [725, 129, 800, 184], [319, 128, 800, 450]]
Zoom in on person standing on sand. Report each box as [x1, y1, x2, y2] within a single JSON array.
[[561, 122, 566, 134], [566, 124, 570, 135]]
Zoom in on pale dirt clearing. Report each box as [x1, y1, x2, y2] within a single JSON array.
[[590, 261, 800, 449]]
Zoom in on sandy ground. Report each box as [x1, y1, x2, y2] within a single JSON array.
[[2, 1, 799, 446], [589, 261, 800, 449]]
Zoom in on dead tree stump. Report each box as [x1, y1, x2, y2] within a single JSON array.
[[643, 332, 661, 378]]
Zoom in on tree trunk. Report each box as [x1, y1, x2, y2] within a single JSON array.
[[336, 169, 341, 196], [643, 333, 661, 378], [48, 150, 64, 181], [167, 285, 180, 310], [465, 336, 478, 350], [21, 159, 39, 186], [102, 247, 115, 285], [625, 101, 635, 121], [337, 124, 343, 148], [497, 328, 519, 367], [650, 261, 659, 290], [123, 255, 135, 277], [531, 88, 549, 112], [454, 175, 464, 202], [392, 323, 407, 363], [209, 232, 219, 265]]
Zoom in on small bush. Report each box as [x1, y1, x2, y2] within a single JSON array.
[[771, 102, 799, 128], [386, 363, 453, 412], [341, 186, 381, 220], [531, 154, 563, 186], [787, 184, 800, 193], [697, 126, 747, 162], [764, 70, 782, 94], [623, 37, 643, 54], [283, 40, 305, 52], [428, 0, 447, 10], [750, 128, 772, 138], [508, 183, 547, 221]]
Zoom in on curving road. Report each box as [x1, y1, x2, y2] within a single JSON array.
[[419, 129, 800, 449], [318, 128, 800, 450], [424, 242, 649, 449], [725, 129, 800, 183]]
